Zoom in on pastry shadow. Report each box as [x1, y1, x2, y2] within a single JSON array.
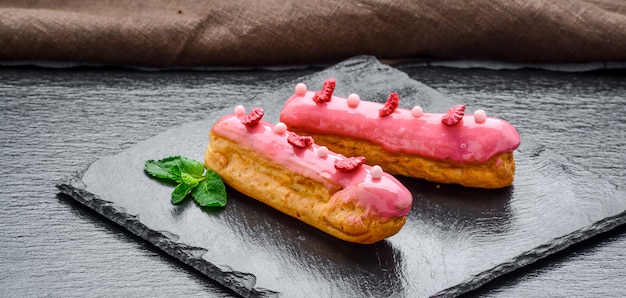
[[222, 186, 405, 296], [397, 176, 514, 235]]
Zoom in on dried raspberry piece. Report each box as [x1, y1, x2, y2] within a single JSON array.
[[287, 132, 313, 148], [441, 104, 466, 126], [312, 78, 336, 103], [379, 92, 399, 117], [334, 156, 366, 173], [241, 108, 264, 127]]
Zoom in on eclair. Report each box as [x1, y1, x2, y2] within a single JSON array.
[[279, 79, 521, 189], [204, 105, 413, 244]]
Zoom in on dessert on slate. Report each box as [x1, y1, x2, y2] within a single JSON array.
[[204, 105, 413, 244], [279, 79, 521, 189]]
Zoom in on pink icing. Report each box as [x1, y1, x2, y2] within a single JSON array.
[[211, 114, 413, 218], [280, 91, 521, 163]]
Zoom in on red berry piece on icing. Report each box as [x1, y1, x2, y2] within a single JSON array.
[[287, 132, 314, 148], [241, 108, 264, 126], [379, 92, 399, 117], [334, 156, 366, 172], [312, 78, 336, 103], [441, 104, 466, 126]]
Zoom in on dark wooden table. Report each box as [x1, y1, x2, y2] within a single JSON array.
[[1, 62, 624, 297]]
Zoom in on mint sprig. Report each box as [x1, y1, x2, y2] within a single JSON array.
[[144, 156, 227, 207]]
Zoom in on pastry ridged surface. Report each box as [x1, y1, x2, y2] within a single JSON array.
[[306, 133, 516, 189], [204, 114, 412, 244], [280, 83, 521, 188]]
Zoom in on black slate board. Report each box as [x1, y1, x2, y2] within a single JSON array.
[[58, 56, 626, 297]]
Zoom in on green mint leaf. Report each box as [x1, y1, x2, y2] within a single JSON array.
[[171, 181, 198, 204], [170, 170, 203, 204], [177, 157, 205, 178], [145, 155, 202, 183], [144, 156, 205, 183], [170, 164, 183, 183], [144, 157, 183, 181], [145, 156, 227, 208], [191, 169, 227, 207], [180, 170, 204, 186]]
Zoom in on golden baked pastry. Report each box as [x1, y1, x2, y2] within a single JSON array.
[[204, 106, 413, 244], [280, 79, 521, 189]]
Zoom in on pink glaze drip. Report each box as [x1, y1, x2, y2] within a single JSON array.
[[279, 91, 521, 163], [211, 114, 413, 218]]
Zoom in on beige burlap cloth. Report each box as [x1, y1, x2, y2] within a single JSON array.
[[1, 0, 625, 67]]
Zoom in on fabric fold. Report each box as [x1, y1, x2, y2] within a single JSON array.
[[1, 0, 625, 67]]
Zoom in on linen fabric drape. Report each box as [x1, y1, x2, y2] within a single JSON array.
[[1, 0, 625, 67]]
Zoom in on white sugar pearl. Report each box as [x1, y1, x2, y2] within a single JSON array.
[[317, 146, 329, 158], [295, 83, 307, 95], [273, 122, 287, 134], [474, 109, 487, 123], [347, 93, 360, 107], [411, 106, 423, 117], [234, 105, 246, 116], [370, 165, 383, 179]]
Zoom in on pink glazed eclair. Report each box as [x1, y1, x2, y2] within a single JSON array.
[[279, 79, 521, 189], [204, 106, 413, 244]]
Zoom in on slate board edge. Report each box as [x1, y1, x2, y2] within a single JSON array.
[[51, 55, 442, 298], [57, 171, 626, 298], [50, 56, 626, 297], [56, 180, 279, 298], [433, 208, 626, 297]]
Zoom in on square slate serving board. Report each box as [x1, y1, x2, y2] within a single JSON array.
[[58, 56, 626, 297]]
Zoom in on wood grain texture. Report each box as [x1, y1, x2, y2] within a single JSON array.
[[1, 63, 624, 297]]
